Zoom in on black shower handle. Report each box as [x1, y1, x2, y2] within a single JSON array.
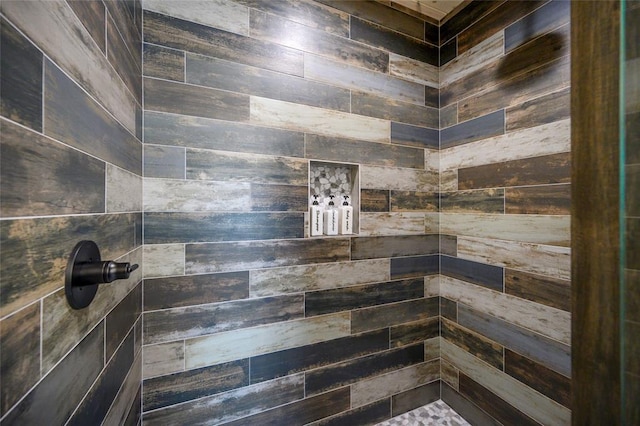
[[73, 260, 139, 286]]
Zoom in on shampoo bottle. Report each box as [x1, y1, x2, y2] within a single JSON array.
[[339, 195, 353, 235], [323, 195, 339, 235], [310, 195, 324, 236]]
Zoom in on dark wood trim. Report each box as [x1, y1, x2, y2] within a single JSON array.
[[571, 2, 622, 424]]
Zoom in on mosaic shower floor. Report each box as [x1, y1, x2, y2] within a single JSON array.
[[375, 400, 471, 426]]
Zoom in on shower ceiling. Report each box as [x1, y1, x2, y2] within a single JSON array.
[[382, 0, 467, 22]]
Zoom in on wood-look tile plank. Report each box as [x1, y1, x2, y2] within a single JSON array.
[[306, 278, 424, 317], [458, 374, 539, 426], [251, 97, 390, 143], [44, 60, 141, 174], [506, 87, 570, 132], [143, 10, 303, 76], [104, 351, 141, 426], [0, 303, 40, 415], [440, 32, 504, 88], [505, 184, 571, 215], [250, 9, 388, 73], [351, 235, 439, 260], [441, 339, 570, 426], [249, 183, 308, 212], [143, 212, 304, 243], [351, 360, 440, 408], [440, 0, 504, 44], [441, 273, 570, 346], [144, 77, 249, 121], [441, 383, 501, 426], [441, 297, 458, 321], [237, 0, 349, 37], [441, 255, 503, 292], [144, 271, 249, 310], [504, 0, 570, 52], [390, 317, 439, 348], [144, 179, 250, 212], [249, 329, 388, 384], [2, 0, 137, 132], [456, 1, 546, 54], [390, 191, 438, 212], [361, 189, 390, 212], [1, 324, 103, 425], [1, 213, 138, 317], [457, 303, 570, 377], [441, 110, 505, 149], [441, 318, 504, 370], [440, 103, 459, 129], [141, 374, 304, 425], [359, 213, 426, 236], [142, 43, 184, 81], [316, 0, 424, 40], [67, 0, 106, 53], [304, 54, 424, 106], [391, 381, 440, 416], [106, 284, 141, 360], [441, 360, 459, 391], [107, 11, 141, 101], [351, 297, 439, 334], [361, 166, 438, 192], [308, 399, 390, 426], [505, 269, 571, 312], [505, 349, 571, 408], [106, 164, 142, 213], [0, 119, 105, 217], [143, 244, 185, 278], [351, 91, 438, 129], [440, 38, 457, 66], [440, 189, 504, 213], [305, 135, 424, 169], [185, 313, 350, 368], [186, 149, 308, 185], [143, 359, 249, 411], [143, 111, 305, 157], [143, 0, 249, 35], [391, 122, 438, 149], [143, 145, 185, 179], [188, 53, 351, 112], [144, 294, 303, 344], [350, 17, 438, 66], [143, 341, 184, 379], [0, 16, 43, 131], [185, 238, 350, 274], [458, 152, 571, 190], [306, 344, 425, 396], [389, 53, 438, 87], [224, 387, 350, 426]]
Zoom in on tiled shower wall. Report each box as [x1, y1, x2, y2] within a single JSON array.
[[141, 0, 442, 424], [0, 1, 143, 425], [624, 0, 640, 422], [437, 1, 572, 424]]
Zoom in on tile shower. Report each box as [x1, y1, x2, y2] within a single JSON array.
[[0, 0, 574, 425]]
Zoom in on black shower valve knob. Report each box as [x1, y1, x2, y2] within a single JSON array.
[[74, 260, 139, 285]]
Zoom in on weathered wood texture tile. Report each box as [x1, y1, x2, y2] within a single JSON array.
[[441, 318, 504, 370], [144, 111, 304, 157], [1, 213, 138, 317], [351, 298, 439, 334], [441, 256, 503, 292], [506, 87, 571, 132], [350, 17, 437, 66], [359, 213, 426, 236], [107, 12, 141, 101], [391, 122, 438, 149], [458, 374, 539, 426], [505, 269, 571, 312], [505, 184, 571, 215], [143, 359, 249, 411], [504, 0, 570, 52], [389, 53, 438, 87], [441, 297, 458, 322], [45, 60, 142, 174], [390, 255, 439, 279], [184, 313, 351, 368], [67, 0, 106, 53], [188, 53, 351, 112], [440, 38, 457, 66], [440, 0, 504, 44], [360, 166, 438, 192], [144, 0, 249, 35], [390, 317, 439, 348], [2, 0, 138, 132], [390, 191, 438, 212], [249, 259, 390, 297], [361, 189, 390, 212], [306, 278, 424, 316], [505, 349, 571, 408], [250, 329, 388, 384], [441, 189, 504, 213], [106, 165, 142, 213], [106, 283, 142, 359], [309, 399, 390, 426], [458, 152, 571, 190], [143, 341, 184, 379], [143, 10, 303, 76], [224, 387, 350, 426], [391, 381, 440, 416], [441, 110, 505, 149], [440, 32, 504, 88], [1, 119, 105, 217], [441, 359, 459, 390], [143, 294, 303, 344], [144, 271, 248, 310], [185, 238, 350, 274], [1, 324, 103, 425], [351, 91, 438, 128], [0, 17, 43, 131], [143, 145, 185, 179], [104, 351, 142, 426], [141, 374, 304, 425], [144, 77, 249, 121], [0, 302, 40, 415], [305, 344, 424, 396], [441, 383, 502, 426], [250, 9, 387, 73], [143, 43, 184, 81], [316, 0, 424, 40]]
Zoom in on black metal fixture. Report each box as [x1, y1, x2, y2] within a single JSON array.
[[65, 240, 138, 309]]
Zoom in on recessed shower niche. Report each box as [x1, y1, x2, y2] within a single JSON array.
[[308, 161, 359, 236]]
